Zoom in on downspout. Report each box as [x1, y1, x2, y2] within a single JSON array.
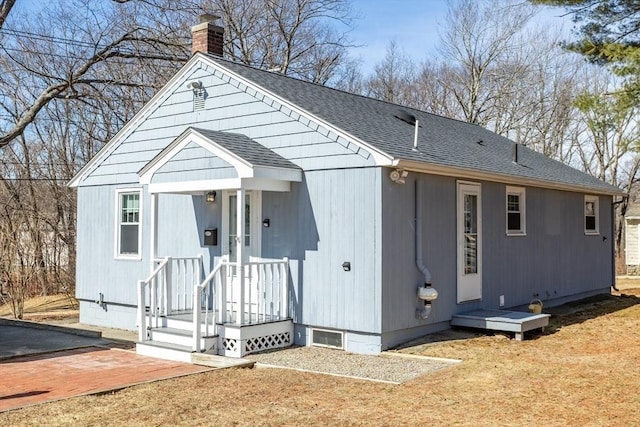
[[415, 178, 438, 319]]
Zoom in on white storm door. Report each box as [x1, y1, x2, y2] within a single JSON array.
[[457, 182, 482, 303], [221, 190, 262, 263]]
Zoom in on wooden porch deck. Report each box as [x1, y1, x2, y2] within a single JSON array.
[[451, 309, 550, 341]]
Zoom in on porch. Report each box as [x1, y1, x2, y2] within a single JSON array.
[[134, 128, 301, 361], [136, 255, 293, 359]]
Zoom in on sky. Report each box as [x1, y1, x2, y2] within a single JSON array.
[[10, 0, 575, 75], [348, 0, 574, 74]]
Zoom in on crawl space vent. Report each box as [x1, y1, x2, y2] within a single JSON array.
[[311, 328, 343, 349]]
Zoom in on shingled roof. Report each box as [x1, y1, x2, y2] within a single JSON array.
[[190, 127, 300, 170], [210, 55, 621, 195]]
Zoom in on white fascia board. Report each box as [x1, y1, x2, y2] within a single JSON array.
[[69, 55, 206, 188], [147, 177, 291, 194], [241, 178, 291, 192], [149, 178, 242, 194], [253, 166, 302, 182], [205, 57, 394, 167], [394, 159, 624, 196]]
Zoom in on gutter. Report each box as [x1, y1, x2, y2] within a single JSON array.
[[393, 159, 624, 197]]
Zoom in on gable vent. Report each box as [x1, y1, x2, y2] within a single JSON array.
[[193, 88, 205, 111]]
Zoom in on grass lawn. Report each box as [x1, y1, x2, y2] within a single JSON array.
[[1, 285, 639, 426]]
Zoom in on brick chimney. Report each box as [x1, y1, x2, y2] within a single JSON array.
[[191, 14, 224, 56]]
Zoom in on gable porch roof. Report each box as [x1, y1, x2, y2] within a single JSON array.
[[139, 127, 301, 194]]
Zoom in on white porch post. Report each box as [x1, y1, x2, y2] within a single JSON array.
[[150, 192, 158, 270], [236, 188, 245, 325]]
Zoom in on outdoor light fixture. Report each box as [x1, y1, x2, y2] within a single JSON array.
[[206, 191, 216, 203], [390, 169, 408, 184], [263, 218, 270, 228], [342, 261, 351, 272], [186, 80, 203, 90]]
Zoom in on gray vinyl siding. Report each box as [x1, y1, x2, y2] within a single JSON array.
[[151, 142, 236, 183], [155, 193, 221, 270], [261, 168, 382, 334], [381, 173, 457, 334], [76, 185, 221, 322], [80, 63, 374, 187], [380, 173, 613, 339], [75, 185, 148, 305], [482, 183, 613, 307]]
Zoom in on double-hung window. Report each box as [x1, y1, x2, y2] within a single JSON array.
[[506, 186, 526, 236], [585, 195, 599, 235], [116, 190, 142, 258]]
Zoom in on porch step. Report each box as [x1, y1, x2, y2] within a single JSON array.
[[136, 340, 194, 363], [451, 309, 550, 341], [149, 326, 217, 350], [136, 340, 254, 369]]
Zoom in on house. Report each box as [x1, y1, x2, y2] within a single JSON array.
[[69, 18, 622, 359], [625, 197, 640, 275]]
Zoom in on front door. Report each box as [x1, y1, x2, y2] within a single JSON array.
[[457, 182, 482, 303], [222, 190, 261, 262]]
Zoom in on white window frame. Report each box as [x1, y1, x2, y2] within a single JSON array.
[[506, 186, 526, 236], [584, 195, 599, 235], [114, 188, 143, 260]]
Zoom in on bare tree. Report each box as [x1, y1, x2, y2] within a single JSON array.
[[435, 0, 537, 125], [0, 0, 15, 30], [209, 0, 355, 84], [365, 41, 417, 105], [0, 0, 359, 309]]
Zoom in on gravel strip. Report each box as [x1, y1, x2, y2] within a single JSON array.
[[246, 346, 458, 384]]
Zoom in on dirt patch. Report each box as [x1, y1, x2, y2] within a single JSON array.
[[1, 289, 639, 426], [0, 294, 78, 322]]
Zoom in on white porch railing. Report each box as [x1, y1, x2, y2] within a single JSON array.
[[137, 255, 203, 342], [193, 257, 289, 352]]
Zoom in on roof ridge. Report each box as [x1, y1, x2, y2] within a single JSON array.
[[203, 53, 477, 128]]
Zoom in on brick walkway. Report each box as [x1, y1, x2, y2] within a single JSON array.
[[0, 347, 211, 412]]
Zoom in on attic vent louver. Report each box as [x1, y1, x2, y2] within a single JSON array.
[[193, 88, 205, 111], [394, 109, 416, 125]]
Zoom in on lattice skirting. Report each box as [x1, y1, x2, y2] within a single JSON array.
[[222, 332, 291, 357], [218, 321, 293, 357]]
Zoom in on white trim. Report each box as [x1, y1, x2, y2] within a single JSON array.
[[147, 178, 291, 195], [209, 57, 393, 166], [69, 55, 206, 187], [394, 160, 623, 196], [457, 181, 482, 303], [138, 127, 302, 188], [310, 328, 344, 350], [139, 129, 252, 183], [506, 186, 526, 236], [585, 195, 600, 235], [221, 190, 262, 261], [114, 188, 143, 260], [69, 54, 390, 188]]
